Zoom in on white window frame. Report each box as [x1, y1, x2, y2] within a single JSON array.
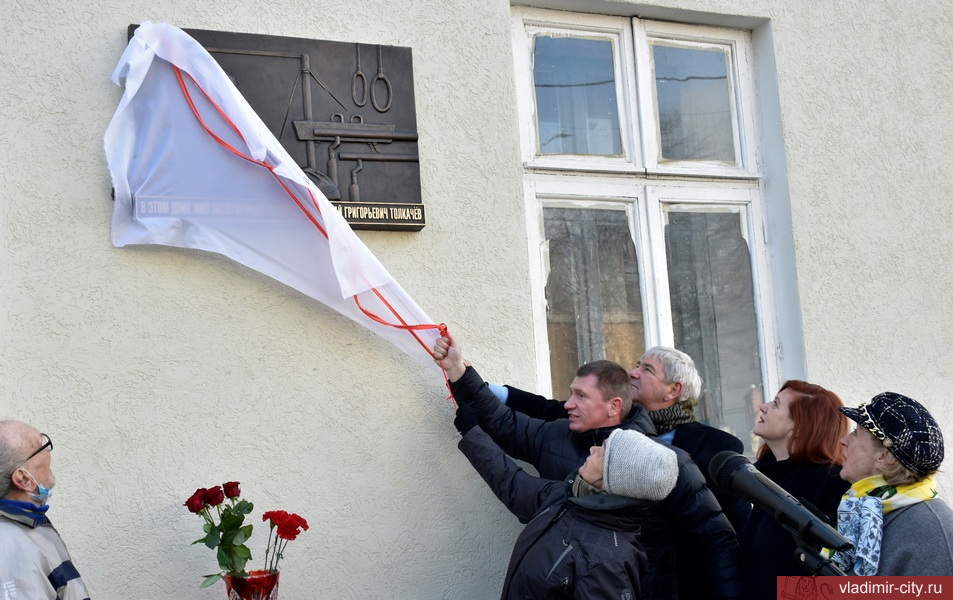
[[512, 10, 642, 172], [523, 173, 780, 398], [513, 7, 780, 401], [522, 173, 645, 394], [643, 183, 781, 399], [634, 20, 761, 178]]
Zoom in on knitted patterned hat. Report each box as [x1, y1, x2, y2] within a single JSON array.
[[603, 429, 678, 501], [840, 392, 945, 476]]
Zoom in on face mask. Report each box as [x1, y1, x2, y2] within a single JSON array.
[[21, 469, 53, 505]]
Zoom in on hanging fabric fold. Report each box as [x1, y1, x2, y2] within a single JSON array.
[[104, 22, 444, 376]]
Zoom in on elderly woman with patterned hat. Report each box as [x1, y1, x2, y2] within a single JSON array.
[[832, 392, 953, 575]]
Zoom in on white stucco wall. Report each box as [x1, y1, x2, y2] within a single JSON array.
[[770, 3, 953, 419], [3, 0, 953, 598]]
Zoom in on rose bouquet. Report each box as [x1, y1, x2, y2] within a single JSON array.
[[184, 482, 309, 590]]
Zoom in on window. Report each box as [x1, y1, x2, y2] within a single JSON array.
[[661, 198, 765, 450], [651, 42, 735, 163], [633, 20, 758, 176], [534, 35, 623, 156], [543, 205, 644, 396], [515, 9, 775, 455]]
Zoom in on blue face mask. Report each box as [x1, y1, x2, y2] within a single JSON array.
[[22, 470, 52, 505]]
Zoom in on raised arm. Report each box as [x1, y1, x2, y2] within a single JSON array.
[[501, 385, 570, 422], [456, 424, 561, 524], [433, 332, 466, 382], [433, 334, 553, 467]]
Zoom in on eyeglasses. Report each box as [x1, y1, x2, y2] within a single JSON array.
[[23, 433, 53, 463]]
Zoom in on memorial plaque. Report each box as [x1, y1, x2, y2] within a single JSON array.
[[129, 25, 425, 231]]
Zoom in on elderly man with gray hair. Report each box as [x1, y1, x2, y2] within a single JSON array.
[[0, 420, 91, 599], [627, 347, 750, 530]]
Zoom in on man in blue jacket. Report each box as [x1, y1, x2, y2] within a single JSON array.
[[434, 334, 742, 600]]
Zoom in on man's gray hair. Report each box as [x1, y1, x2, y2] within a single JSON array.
[[641, 346, 702, 404], [0, 420, 30, 499]]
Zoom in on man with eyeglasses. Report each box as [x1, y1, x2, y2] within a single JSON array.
[[0, 420, 91, 599]]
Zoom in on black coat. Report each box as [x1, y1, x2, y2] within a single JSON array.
[[452, 367, 743, 600], [670, 422, 752, 534], [504, 388, 753, 534], [738, 456, 849, 600], [456, 370, 655, 478], [459, 426, 650, 599]]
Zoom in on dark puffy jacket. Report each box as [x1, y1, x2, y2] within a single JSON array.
[[503, 389, 753, 582], [668, 422, 752, 533], [452, 367, 742, 600], [459, 426, 650, 599]]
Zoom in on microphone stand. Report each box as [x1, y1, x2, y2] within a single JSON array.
[[778, 497, 850, 576], [793, 539, 847, 576]]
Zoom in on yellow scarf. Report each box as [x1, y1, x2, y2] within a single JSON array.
[[826, 474, 938, 575], [848, 474, 937, 511]]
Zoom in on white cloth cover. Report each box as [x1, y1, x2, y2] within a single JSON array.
[[103, 22, 441, 374]]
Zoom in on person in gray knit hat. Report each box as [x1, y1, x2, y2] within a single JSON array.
[[831, 392, 953, 575], [454, 406, 680, 599], [576, 429, 678, 501]]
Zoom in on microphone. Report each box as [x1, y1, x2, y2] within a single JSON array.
[[709, 451, 852, 552]]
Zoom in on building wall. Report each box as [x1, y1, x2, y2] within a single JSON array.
[[2, 0, 952, 597], [770, 3, 953, 415]]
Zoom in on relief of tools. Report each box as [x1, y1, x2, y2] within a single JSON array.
[[295, 113, 418, 202], [351, 45, 392, 113]]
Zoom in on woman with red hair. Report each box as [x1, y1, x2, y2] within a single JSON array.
[[738, 380, 850, 600]]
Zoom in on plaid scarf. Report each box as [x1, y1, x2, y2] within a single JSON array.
[[648, 399, 697, 434], [828, 474, 938, 575]]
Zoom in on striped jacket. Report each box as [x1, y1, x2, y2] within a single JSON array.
[[0, 507, 91, 600]]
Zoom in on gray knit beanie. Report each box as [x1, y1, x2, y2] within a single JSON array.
[[603, 429, 678, 501]]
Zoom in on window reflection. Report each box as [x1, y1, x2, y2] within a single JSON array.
[[652, 43, 736, 164], [534, 36, 623, 156], [544, 207, 644, 395], [664, 207, 761, 455]]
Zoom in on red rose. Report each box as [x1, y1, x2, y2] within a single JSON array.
[[203, 486, 225, 507], [184, 488, 206, 513], [223, 481, 241, 498]]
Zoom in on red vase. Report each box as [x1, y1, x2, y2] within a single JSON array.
[[224, 570, 280, 600]]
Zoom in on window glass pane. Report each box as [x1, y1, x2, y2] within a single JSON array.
[[534, 35, 623, 156], [652, 43, 736, 164], [544, 207, 644, 396], [664, 206, 761, 455]]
